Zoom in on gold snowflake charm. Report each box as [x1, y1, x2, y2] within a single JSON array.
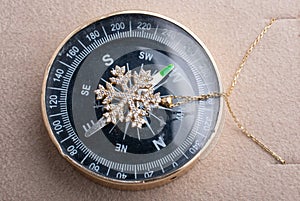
[[95, 65, 161, 128]]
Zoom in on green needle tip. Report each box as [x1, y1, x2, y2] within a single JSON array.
[[160, 64, 174, 77]]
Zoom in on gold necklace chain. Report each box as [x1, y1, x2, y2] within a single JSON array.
[[161, 18, 286, 164]]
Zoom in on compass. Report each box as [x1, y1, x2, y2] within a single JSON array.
[[41, 11, 224, 189]]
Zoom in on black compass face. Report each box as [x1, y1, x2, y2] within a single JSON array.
[[42, 11, 223, 188]]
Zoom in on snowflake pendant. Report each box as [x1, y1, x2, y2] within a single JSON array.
[[95, 65, 161, 128]]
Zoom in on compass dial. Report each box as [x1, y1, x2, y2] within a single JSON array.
[[42, 11, 223, 189]]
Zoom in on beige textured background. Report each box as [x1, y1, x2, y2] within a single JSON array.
[[0, 0, 299, 200]]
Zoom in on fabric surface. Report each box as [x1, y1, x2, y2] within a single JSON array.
[[0, 0, 299, 200]]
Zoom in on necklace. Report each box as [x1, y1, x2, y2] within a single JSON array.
[[160, 18, 285, 164], [41, 11, 284, 190]]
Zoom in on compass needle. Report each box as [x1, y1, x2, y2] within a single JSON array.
[[149, 64, 174, 87], [153, 80, 168, 91], [84, 117, 108, 137]]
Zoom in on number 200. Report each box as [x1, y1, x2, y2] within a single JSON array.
[[111, 22, 125, 31]]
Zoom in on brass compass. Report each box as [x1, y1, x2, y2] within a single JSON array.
[[42, 10, 283, 190]]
